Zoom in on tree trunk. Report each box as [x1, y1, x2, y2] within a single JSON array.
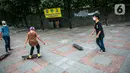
[[104, 15, 108, 26], [39, 13, 44, 30], [104, 0, 108, 26], [12, 23, 16, 28], [15, 21, 20, 28], [23, 16, 29, 28], [66, 0, 72, 29]]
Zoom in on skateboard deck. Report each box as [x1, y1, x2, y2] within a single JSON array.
[[22, 54, 41, 60], [73, 44, 83, 50], [0, 52, 11, 61]]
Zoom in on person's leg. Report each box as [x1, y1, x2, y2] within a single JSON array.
[[36, 44, 40, 54], [96, 38, 102, 50], [100, 38, 106, 52], [3, 36, 8, 52], [8, 36, 12, 50], [36, 44, 40, 57], [29, 46, 34, 58]]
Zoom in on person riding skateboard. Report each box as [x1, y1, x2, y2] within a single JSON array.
[[24, 26, 45, 58], [0, 21, 13, 53], [90, 14, 106, 53]]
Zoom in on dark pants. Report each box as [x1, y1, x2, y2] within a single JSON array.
[[96, 38, 105, 52], [30, 44, 40, 55], [3, 36, 11, 52]]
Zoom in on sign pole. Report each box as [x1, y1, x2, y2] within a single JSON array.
[[67, 0, 72, 29]]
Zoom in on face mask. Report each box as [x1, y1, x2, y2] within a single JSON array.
[[93, 17, 96, 21]]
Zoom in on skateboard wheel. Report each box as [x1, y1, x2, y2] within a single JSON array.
[[24, 58, 27, 60]]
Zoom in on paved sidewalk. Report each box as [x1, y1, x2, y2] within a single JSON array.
[[0, 24, 130, 73]]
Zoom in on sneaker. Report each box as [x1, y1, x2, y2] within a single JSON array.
[[102, 51, 105, 53], [37, 54, 41, 57], [29, 55, 32, 58], [9, 49, 13, 50], [98, 50, 102, 53]]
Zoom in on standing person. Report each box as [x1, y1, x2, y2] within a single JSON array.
[[0, 21, 13, 53], [24, 26, 45, 58], [90, 14, 106, 53]]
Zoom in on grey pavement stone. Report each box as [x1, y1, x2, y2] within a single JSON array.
[[41, 44, 59, 50], [37, 68, 51, 73], [66, 51, 90, 61], [41, 51, 64, 64], [110, 42, 124, 47], [36, 65, 52, 73], [54, 58, 69, 66], [119, 54, 130, 73], [66, 66, 77, 73], [92, 55, 112, 66], [73, 62, 105, 73], [83, 44, 97, 51], [106, 48, 130, 56], [66, 60, 76, 66], [119, 66, 130, 73], [57, 46, 72, 52], [18, 60, 39, 73], [0, 40, 6, 56], [74, 69, 88, 73], [37, 64, 64, 73], [59, 63, 70, 70], [50, 66, 64, 73], [73, 62, 93, 72], [106, 40, 125, 48], [105, 36, 112, 40], [0, 67, 6, 73], [59, 39, 71, 44], [110, 30, 119, 33], [44, 64, 58, 71], [77, 32, 87, 36], [0, 57, 21, 68]]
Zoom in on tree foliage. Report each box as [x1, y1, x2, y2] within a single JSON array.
[[0, 0, 128, 27]]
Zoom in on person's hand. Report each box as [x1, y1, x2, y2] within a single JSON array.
[[0, 38, 2, 40], [96, 35, 99, 38], [90, 32, 94, 36], [38, 35, 40, 37], [24, 44, 26, 48], [91, 32, 94, 35], [43, 42, 45, 45], [89, 33, 94, 37]]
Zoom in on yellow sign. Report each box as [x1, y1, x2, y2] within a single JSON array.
[[44, 8, 62, 18]]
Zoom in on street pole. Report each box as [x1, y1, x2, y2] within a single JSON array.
[[104, 0, 108, 26], [67, 0, 72, 29]]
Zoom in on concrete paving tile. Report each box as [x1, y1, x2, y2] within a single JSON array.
[[0, 67, 6, 73], [17, 61, 39, 73], [92, 55, 112, 66]]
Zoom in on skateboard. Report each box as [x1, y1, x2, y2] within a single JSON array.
[[0, 52, 11, 61], [73, 44, 83, 50], [22, 54, 41, 60]]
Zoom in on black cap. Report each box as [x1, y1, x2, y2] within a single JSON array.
[[93, 13, 100, 19]]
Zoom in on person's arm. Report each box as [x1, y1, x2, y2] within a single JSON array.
[[36, 33, 45, 45], [96, 31, 101, 38], [24, 33, 29, 48], [90, 29, 95, 35]]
